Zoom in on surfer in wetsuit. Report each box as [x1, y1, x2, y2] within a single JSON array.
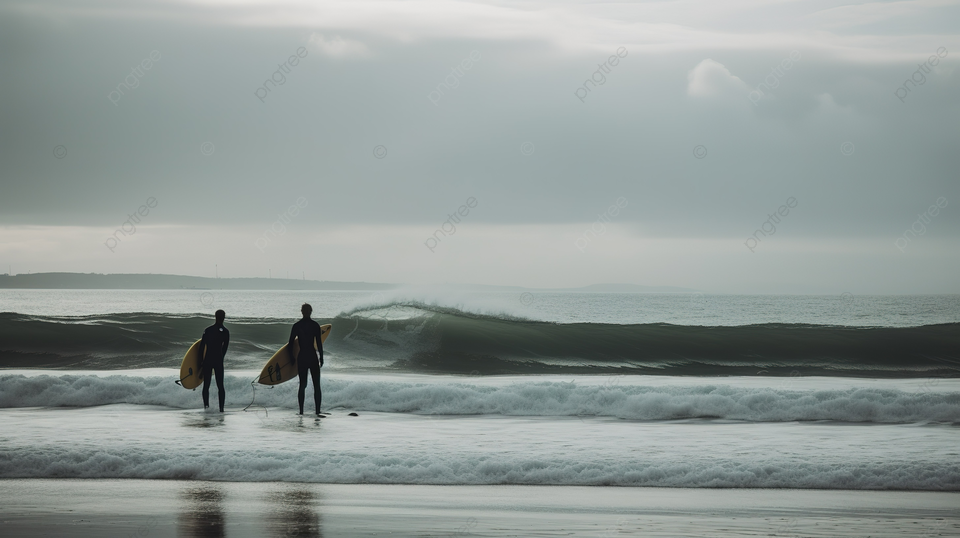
[[198, 309, 229, 412], [288, 303, 324, 416]]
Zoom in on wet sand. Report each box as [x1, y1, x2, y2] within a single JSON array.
[[1, 479, 957, 537]]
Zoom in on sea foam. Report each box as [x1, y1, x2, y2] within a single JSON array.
[[1, 373, 958, 423], [1, 445, 956, 489]]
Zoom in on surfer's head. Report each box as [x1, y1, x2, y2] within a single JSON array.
[[301, 303, 313, 318], [215, 309, 225, 323]]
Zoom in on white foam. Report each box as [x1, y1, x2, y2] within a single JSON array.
[[2, 446, 956, 489], [339, 285, 538, 321], [0, 406, 956, 489], [1, 373, 957, 423]]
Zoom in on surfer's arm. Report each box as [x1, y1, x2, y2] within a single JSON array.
[[314, 323, 324, 366], [222, 329, 230, 357], [287, 326, 297, 362], [197, 332, 207, 366]]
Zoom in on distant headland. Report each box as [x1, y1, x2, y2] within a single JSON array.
[[0, 273, 396, 291]]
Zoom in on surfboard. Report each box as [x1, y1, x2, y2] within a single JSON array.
[[257, 324, 332, 386], [176, 339, 207, 389]]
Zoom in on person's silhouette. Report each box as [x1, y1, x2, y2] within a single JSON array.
[[198, 309, 229, 412], [289, 303, 324, 415]]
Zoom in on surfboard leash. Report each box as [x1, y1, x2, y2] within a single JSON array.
[[242, 376, 271, 417], [174, 367, 200, 389], [243, 356, 299, 417]]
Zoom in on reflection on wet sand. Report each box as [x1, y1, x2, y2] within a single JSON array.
[[296, 415, 324, 429], [179, 486, 226, 538], [266, 488, 322, 538], [182, 413, 226, 429]]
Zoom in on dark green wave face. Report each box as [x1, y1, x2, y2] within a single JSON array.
[[0, 313, 294, 369], [1, 306, 958, 377]]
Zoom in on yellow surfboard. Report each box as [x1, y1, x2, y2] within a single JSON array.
[[176, 339, 207, 389], [257, 324, 332, 386]]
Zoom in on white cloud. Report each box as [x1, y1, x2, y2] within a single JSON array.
[[687, 58, 749, 97], [5, 0, 950, 59], [308, 32, 369, 57]]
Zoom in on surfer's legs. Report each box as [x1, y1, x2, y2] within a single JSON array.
[[201, 363, 225, 411], [214, 363, 225, 412], [310, 365, 321, 414], [201, 364, 212, 409], [297, 366, 308, 415], [297, 359, 321, 414]]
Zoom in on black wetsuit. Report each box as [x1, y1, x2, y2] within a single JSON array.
[[198, 323, 230, 412], [288, 318, 324, 415]]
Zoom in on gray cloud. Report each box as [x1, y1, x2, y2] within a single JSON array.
[[0, 0, 957, 291]]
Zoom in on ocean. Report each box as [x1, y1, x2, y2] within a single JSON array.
[[1, 290, 958, 491]]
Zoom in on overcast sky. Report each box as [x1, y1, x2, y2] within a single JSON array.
[[1, 0, 958, 293]]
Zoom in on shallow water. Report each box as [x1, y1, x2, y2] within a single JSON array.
[[1, 372, 958, 489]]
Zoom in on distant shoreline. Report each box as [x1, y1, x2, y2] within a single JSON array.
[[0, 272, 396, 291]]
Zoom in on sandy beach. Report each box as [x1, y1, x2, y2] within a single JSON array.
[[1, 479, 958, 537]]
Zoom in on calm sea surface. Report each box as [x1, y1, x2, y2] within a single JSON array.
[[1, 289, 958, 327]]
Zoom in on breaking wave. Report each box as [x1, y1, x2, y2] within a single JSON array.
[[1, 307, 959, 376], [1, 373, 958, 423]]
